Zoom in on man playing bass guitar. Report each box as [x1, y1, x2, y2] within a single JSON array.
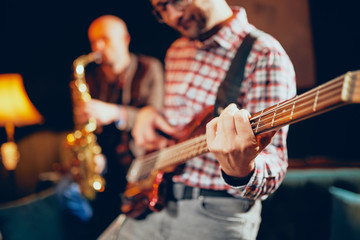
[[115, 0, 296, 239]]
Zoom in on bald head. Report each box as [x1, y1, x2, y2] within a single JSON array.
[[88, 15, 131, 75], [88, 15, 129, 39]]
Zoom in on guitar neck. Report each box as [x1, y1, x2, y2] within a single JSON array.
[[251, 71, 359, 135], [127, 71, 360, 182]]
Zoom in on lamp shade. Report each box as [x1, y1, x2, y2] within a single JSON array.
[[0, 74, 43, 127]]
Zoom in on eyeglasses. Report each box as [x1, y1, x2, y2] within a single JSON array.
[[152, 0, 193, 23]]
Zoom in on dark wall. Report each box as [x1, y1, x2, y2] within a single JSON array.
[[1, 0, 360, 160]]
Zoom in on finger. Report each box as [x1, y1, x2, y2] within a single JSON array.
[[233, 109, 252, 137], [142, 136, 168, 151], [143, 142, 158, 151], [221, 104, 239, 138], [154, 115, 177, 136], [157, 137, 169, 149], [206, 117, 218, 144], [143, 125, 158, 143], [215, 104, 237, 139], [134, 134, 146, 148], [132, 125, 146, 146]]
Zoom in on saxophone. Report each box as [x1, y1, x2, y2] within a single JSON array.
[[66, 52, 106, 200]]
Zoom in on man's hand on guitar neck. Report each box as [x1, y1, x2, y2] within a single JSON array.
[[206, 104, 276, 179], [132, 106, 178, 151]]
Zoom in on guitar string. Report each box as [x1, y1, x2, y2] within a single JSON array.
[[151, 136, 207, 171], [250, 77, 344, 123], [131, 74, 350, 178], [135, 73, 359, 179], [160, 77, 341, 162], [154, 135, 206, 168], [255, 82, 348, 127], [156, 135, 207, 168], [132, 135, 203, 176], [251, 84, 344, 131], [133, 76, 346, 177], [256, 71, 359, 123], [136, 135, 207, 176], [253, 93, 343, 133]]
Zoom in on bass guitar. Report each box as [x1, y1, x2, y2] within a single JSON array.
[[121, 70, 360, 218]]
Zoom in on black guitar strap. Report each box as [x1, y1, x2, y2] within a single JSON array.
[[214, 29, 263, 116]]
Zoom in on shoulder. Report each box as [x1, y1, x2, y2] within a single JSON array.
[[169, 37, 190, 48], [244, 30, 296, 95], [136, 54, 162, 66], [244, 29, 294, 72], [250, 30, 287, 56], [167, 37, 192, 53], [132, 54, 164, 82], [165, 37, 195, 60], [133, 53, 163, 71]]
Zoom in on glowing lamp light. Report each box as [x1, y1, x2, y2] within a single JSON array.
[[0, 73, 43, 170]]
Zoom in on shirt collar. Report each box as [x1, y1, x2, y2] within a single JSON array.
[[199, 7, 254, 50]]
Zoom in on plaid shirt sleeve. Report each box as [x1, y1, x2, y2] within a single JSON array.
[[226, 36, 297, 200]]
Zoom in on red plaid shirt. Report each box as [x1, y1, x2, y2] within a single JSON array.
[[164, 7, 296, 200]]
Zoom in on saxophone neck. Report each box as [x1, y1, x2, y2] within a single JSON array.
[[74, 52, 102, 67], [73, 52, 102, 79]]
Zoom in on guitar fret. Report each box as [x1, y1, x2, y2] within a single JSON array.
[[290, 96, 297, 120], [313, 90, 319, 112], [255, 110, 264, 133], [271, 103, 279, 127]]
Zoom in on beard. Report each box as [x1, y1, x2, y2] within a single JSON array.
[[177, 5, 207, 40]]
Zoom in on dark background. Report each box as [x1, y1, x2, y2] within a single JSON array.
[[1, 0, 360, 161]]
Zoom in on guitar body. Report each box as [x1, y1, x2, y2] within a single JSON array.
[[121, 106, 215, 219], [121, 169, 175, 218]]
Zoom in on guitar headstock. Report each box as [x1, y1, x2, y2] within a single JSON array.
[[342, 70, 360, 103]]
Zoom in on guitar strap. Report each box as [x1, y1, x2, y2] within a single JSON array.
[[214, 29, 263, 116]]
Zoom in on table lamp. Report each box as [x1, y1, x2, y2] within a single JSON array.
[[0, 73, 43, 170]]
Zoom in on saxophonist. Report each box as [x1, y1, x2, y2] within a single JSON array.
[[72, 15, 165, 239]]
